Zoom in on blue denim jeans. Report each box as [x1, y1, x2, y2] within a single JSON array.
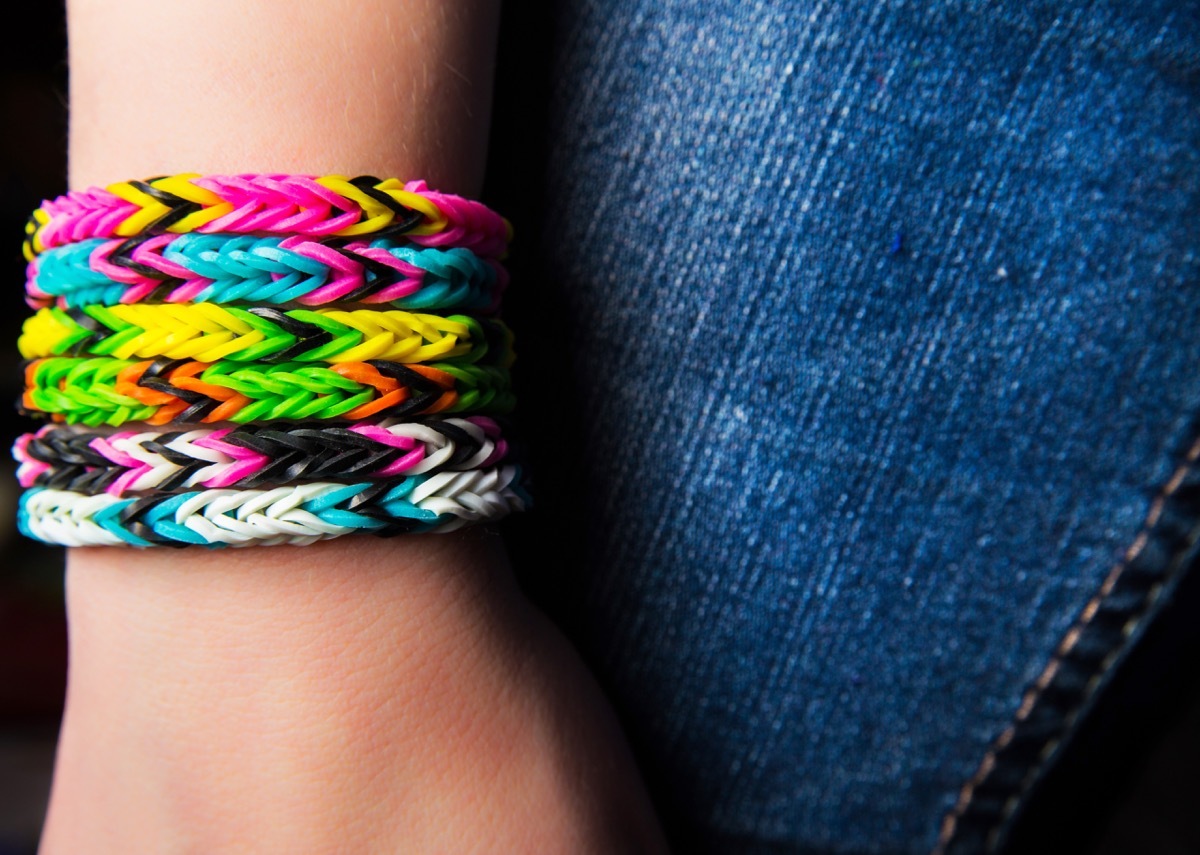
[[490, 1, 1200, 852]]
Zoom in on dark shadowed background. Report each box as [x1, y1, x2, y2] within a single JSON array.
[[0, 4, 69, 853]]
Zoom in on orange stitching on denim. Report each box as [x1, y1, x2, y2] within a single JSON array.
[[932, 431, 1200, 855]]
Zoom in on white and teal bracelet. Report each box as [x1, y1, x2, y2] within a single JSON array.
[[19, 465, 529, 548]]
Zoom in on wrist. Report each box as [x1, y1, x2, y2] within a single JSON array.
[[45, 534, 544, 853]]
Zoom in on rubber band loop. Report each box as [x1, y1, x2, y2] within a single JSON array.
[[21, 356, 514, 427], [18, 466, 530, 547], [27, 236, 506, 312], [24, 175, 511, 260], [14, 417, 512, 495]]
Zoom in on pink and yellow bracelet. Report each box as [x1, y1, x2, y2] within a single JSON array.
[[25, 175, 512, 260]]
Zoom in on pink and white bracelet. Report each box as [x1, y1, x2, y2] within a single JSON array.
[[15, 416, 511, 496]]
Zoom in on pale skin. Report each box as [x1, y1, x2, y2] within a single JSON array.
[[42, 2, 669, 853]]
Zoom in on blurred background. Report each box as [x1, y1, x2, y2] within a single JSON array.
[[1, 4, 1198, 855], [0, 4, 69, 854]]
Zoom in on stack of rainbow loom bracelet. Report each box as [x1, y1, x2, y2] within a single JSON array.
[[13, 174, 528, 547]]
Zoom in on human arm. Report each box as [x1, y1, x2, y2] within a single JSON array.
[[40, 2, 668, 853]]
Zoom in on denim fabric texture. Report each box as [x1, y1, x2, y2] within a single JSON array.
[[497, 1, 1200, 852]]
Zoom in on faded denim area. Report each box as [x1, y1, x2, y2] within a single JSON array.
[[511, 1, 1200, 852]]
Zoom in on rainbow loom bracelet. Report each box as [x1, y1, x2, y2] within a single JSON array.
[[21, 357, 515, 427], [15, 417, 512, 495], [24, 176, 511, 260], [27, 236, 505, 311], [18, 466, 530, 548], [20, 304, 513, 366], [15, 174, 526, 547]]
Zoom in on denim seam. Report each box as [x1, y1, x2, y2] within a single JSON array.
[[931, 429, 1200, 855]]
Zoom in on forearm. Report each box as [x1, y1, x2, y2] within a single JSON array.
[[42, 2, 666, 853], [67, 0, 496, 191]]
